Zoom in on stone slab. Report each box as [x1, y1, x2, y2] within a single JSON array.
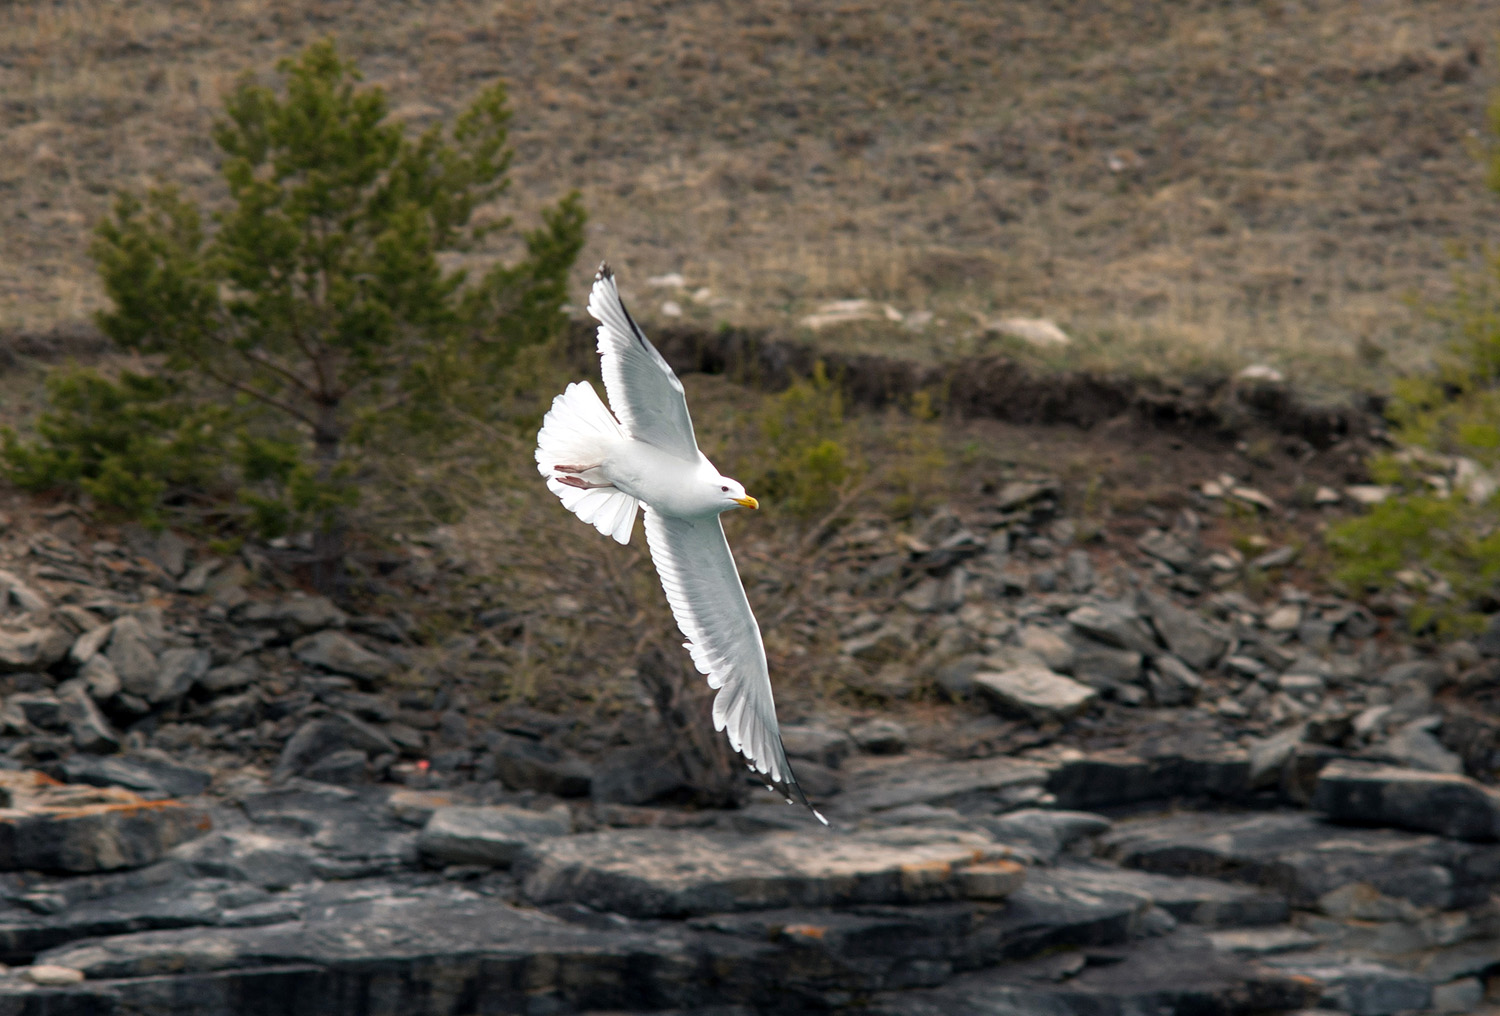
[[519, 826, 1013, 917], [1101, 809, 1500, 910], [1313, 759, 1500, 842]]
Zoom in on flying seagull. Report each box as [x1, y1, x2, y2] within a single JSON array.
[[536, 263, 826, 825]]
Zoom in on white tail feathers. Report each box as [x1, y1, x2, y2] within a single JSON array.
[[536, 382, 639, 545]]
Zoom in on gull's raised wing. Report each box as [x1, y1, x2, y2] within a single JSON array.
[[642, 509, 826, 824], [587, 264, 700, 463]]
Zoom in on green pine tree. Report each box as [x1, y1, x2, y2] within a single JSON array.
[[5, 39, 585, 593]]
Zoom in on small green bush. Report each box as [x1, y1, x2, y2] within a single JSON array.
[[1327, 90, 1500, 631], [750, 363, 860, 518]]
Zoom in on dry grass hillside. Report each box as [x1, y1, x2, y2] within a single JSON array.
[[2, 0, 1497, 391]]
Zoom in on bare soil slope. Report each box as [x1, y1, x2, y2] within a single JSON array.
[[3, 0, 1497, 386]]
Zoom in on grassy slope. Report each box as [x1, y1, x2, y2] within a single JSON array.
[[1, 0, 1497, 391]]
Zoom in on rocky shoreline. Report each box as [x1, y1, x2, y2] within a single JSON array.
[[0, 468, 1489, 1013]]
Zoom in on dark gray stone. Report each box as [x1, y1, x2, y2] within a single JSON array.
[[981, 809, 1111, 864], [851, 718, 909, 755], [1046, 740, 1250, 810], [290, 631, 392, 683], [58, 685, 120, 753], [273, 713, 396, 781], [974, 666, 1097, 721], [1146, 654, 1201, 706], [835, 756, 1051, 816], [1065, 602, 1159, 656], [1101, 810, 1500, 909], [590, 744, 693, 806], [479, 732, 592, 797], [298, 749, 370, 786], [197, 659, 259, 695], [780, 724, 855, 769], [61, 754, 209, 800], [519, 826, 1007, 917], [9, 692, 64, 731], [235, 596, 348, 642], [149, 647, 212, 704], [1136, 529, 1197, 570], [0, 621, 71, 674], [863, 930, 1317, 1016], [1268, 956, 1431, 1016], [1139, 591, 1230, 670], [0, 771, 209, 873], [105, 617, 159, 698], [418, 804, 571, 866], [1313, 759, 1500, 842]]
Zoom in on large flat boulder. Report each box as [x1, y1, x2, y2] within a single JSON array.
[[519, 826, 1017, 917], [417, 804, 571, 866], [0, 771, 209, 873], [1313, 759, 1500, 841], [835, 755, 1051, 816], [973, 666, 1097, 722], [1101, 810, 1500, 910], [862, 929, 1319, 1016]]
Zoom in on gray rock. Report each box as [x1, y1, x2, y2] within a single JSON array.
[[106, 617, 159, 697], [1137, 528, 1197, 570], [1102, 809, 1500, 909], [973, 665, 1097, 722], [1063, 548, 1094, 592], [148, 647, 212, 704], [1139, 592, 1230, 670], [77, 654, 120, 701], [419, 804, 571, 866], [1053, 864, 1288, 928], [176, 558, 217, 594], [0, 621, 72, 673], [273, 713, 396, 781], [0, 770, 208, 873], [1146, 654, 1202, 706], [299, 748, 370, 785], [1313, 759, 1500, 841], [1431, 977, 1485, 1014], [1248, 723, 1307, 789], [68, 623, 112, 666], [842, 624, 911, 663], [0, 569, 49, 613], [590, 744, 692, 806], [1017, 625, 1075, 673], [1068, 641, 1143, 689], [835, 756, 1051, 815], [291, 630, 393, 683], [1065, 602, 1160, 655], [62, 754, 211, 799], [9, 690, 64, 730], [58, 685, 120, 753], [482, 732, 592, 797], [780, 724, 855, 769], [864, 929, 1317, 1016], [197, 658, 259, 695], [236, 595, 348, 640], [982, 809, 1112, 864], [850, 718, 908, 755], [520, 825, 1007, 917], [1207, 924, 1325, 956], [1046, 739, 1251, 810], [1371, 718, 1464, 774], [1268, 957, 1430, 1016]]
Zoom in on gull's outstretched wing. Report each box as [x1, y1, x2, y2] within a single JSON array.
[[587, 264, 700, 462], [643, 509, 826, 824]]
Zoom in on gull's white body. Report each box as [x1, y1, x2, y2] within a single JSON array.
[[536, 265, 824, 823]]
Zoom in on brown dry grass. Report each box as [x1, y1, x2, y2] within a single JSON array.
[[1, 0, 1496, 391]]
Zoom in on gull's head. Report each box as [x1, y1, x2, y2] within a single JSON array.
[[715, 476, 759, 513]]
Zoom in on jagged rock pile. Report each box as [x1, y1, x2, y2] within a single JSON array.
[[0, 485, 1490, 1013]]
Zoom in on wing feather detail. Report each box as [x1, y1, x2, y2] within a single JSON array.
[[642, 510, 825, 823], [587, 265, 701, 462]]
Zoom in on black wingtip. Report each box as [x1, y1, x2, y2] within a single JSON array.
[[770, 757, 832, 828], [596, 261, 613, 282]]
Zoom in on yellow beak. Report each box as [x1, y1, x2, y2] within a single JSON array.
[[733, 495, 759, 510]]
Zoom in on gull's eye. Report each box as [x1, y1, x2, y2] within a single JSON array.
[[721, 486, 729, 492]]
